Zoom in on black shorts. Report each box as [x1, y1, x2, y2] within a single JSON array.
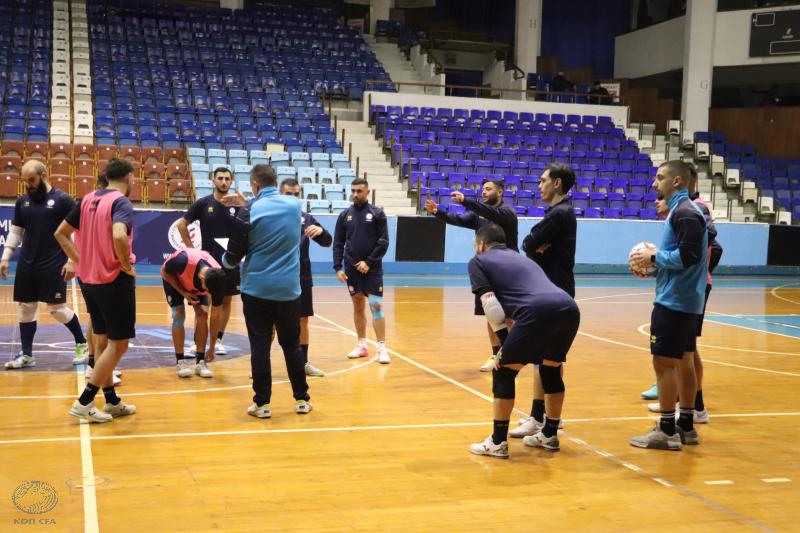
[[224, 266, 241, 296], [162, 280, 208, 308], [80, 272, 136, 341], [650, 304, 698, 359], [498, 306, 580, 365], [300, 279, 313, 317], [13, 268, 67, 304], [345, 267, 383, 297], [696, 284, 712, 337], [474, 293, 484, 316]]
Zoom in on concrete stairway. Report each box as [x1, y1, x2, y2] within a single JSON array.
[[365, 36, 426, 94], [335, 119, 417, 216]]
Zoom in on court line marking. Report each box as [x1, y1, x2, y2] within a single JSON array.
[[635, 323, 800, 357], [312, 313, 771, 532], [771, 283, 800, 306], [72, 279, 100, 533], [761, 478, 791, 483], [705, 480, 734, 486], [4, 411, 800, 446], [599, 326, 800, 378]]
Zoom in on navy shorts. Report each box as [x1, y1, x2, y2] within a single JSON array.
[[498, 306, 580, 365], [650, 304, 698, 359], [345, 267, 383, 297], [13, 268, 67, 304], [163, 280, 208, 308], [80, 272, 136, 341], [224, 266, 241, 296], [696, 284, 712, 337], [300, 279, 314, 318]]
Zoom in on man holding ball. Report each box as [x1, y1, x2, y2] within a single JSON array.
[[628, 160, 707, 451]]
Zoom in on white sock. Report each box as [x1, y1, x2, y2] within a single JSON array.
[[358, 338, 367, 347], [378, 341, 386, 349]]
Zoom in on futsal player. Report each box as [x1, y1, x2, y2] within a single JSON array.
[[222, 164, 311, 417], [161, 248, 227, 378], [629, 160, 707, 450], [645, 164, 722, 423], [55, 158, 137, 423], [177, 167, 241, 359], [467, 224, 580, 458], [333, 178, 390, 364], [281, 178, 330, 377], [424, 179, 518, 371], [1, 161, 88, 369], [512, 163, 576, 438]]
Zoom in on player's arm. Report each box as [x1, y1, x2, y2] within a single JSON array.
[[433, 206, 479, 230], [366, 210, 389, 267], [522, 214, 560, 258], [461, 198, 515, 227], [222, 207, 250, 269], [205, 294, 225, 361], [112, 222, 135, 276], [176, 218, 194, 249], [305, 213, 332, 247], [468, 258, 508, 344], [655, 210, 705, 270], [0, 224, 24, 279], [332, 210, 347, 277]]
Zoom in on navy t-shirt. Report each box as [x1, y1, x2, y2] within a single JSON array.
[[12, 187, 75, 272], [184, 195, 240, 263], [468, 246, 576, 325], [300, 211, 332, 283], [332, 203, 389, 272], [65, 190, 134, 233], [162, 250, 222, 306]]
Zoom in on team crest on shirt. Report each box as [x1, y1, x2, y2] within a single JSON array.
[[46, 199, 55, 208], [301, 216, 305, 224], [650, 334, 657, 344], [229, 207, 235, 215], [23, 201, 29, 207], [366, 213, 373, 221], [54, 292, 61, 299], [346, 215, 352, 221], [207, 206, 214, 213]]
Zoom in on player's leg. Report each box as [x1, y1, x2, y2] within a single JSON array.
[[275, 297, 311, 414], [193, 302, 213, 378], [7, 269, 38, 369], [347, 279, 370, 358], [469, 363, 522, 459], [367, 273, 388, 363], [693, 284, 712, 423], [242, 293, 276, 418], [477, 289, 499, 372], [215, 267, 240, 356], [300, 282, 324, 377], [165, 281, 192, 378], [43, 270, 87, 363]]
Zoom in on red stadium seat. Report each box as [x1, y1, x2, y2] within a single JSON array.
[[128, 178, 144, 203], [24, 142, 48, 160], [166, 163, 188, 180], [74, 177, 95, 198], [143, 162, 166, 180], [0, 155, 22, 175], [98, 144, 117, 162], [0, 173, 20, 198], [142, 146, 163, 163], [1, 140, 25, 158], [146, 178, 167, 203], [119, 145, 142, 163], [73, 143, 96, 161], [164, 147, 185, 164], [50, 175, 73, 195], [74, 160, 96, 178], [49, 159, 71, 177], [168, 178, 191, 203], [50, 143, 73, 160]]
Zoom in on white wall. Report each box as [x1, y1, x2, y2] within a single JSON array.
[[362, 91, 629, 126], [615, 6, 800, 79], [614, 16, 684, 79], [714, 6, 800, 67], [430, 50, 494, 72], [410, 45, 445, 95]]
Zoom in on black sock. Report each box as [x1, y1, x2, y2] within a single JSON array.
[[659, 411, 676, 435], [491, 345, 500, 356], [531, 398, 545, 423], [217, 331, 224, 340], [78, 383, 100, 406], [492, 420, 509, 444], [19, 321, 37, 356], [196, 350, 205, 363], [677, 407, 694, 432], [102, 386, 120, 406], [88, 355, 95, 368], [65, 315, 87, 344], [543, 416, 560, 438], [694, 389, 705, 412], [300, 344, 309, 365], [175, 352, 184, 363]]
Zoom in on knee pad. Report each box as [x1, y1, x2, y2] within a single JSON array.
[[492, 366, 519, 399], [171, 306, 185, 329], [18, 302, 38, 323], [539, 364, 565, 394], [47, 304, 75, 324], [368, 294, 384, 320]]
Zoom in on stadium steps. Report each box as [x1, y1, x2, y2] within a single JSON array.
[[366, 39, 427, 94]]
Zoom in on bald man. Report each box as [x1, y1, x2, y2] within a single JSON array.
[[0, 161, 88, 369]]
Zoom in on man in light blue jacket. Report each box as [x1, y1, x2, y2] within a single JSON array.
[[628, 160, 707, 451], [223, 164, 311, 418]]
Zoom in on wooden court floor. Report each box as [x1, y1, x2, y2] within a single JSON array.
[[1, 279, 799, 532]]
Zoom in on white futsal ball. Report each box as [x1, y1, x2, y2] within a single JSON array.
[[628, 242, 657, 277]]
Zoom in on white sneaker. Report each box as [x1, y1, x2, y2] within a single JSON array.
[[102, 401, 137, 418], [517, 416, 564, 429], [479, 356, 495, 372], [304, 362, 325, 377], [195, 360, 214, 378], [85, 366, 122, 380], [694, 408, 709, 424], [296, 400, 313, 414], [247, 403, 271, 418], [347, 345, 369, 359], [73, 343, 88, 365], [69, 400, 112, 423], [469, 436, 509, 459], [377, 347, 390, 364], [523, 431, 560, 451], [509, 417, 544, 438], [647, 402, 679, 413], [5, 353, 35, 369], [629, 426, 683, 450], [215, 342, 227, 356], [176, 359, 193, 378]]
